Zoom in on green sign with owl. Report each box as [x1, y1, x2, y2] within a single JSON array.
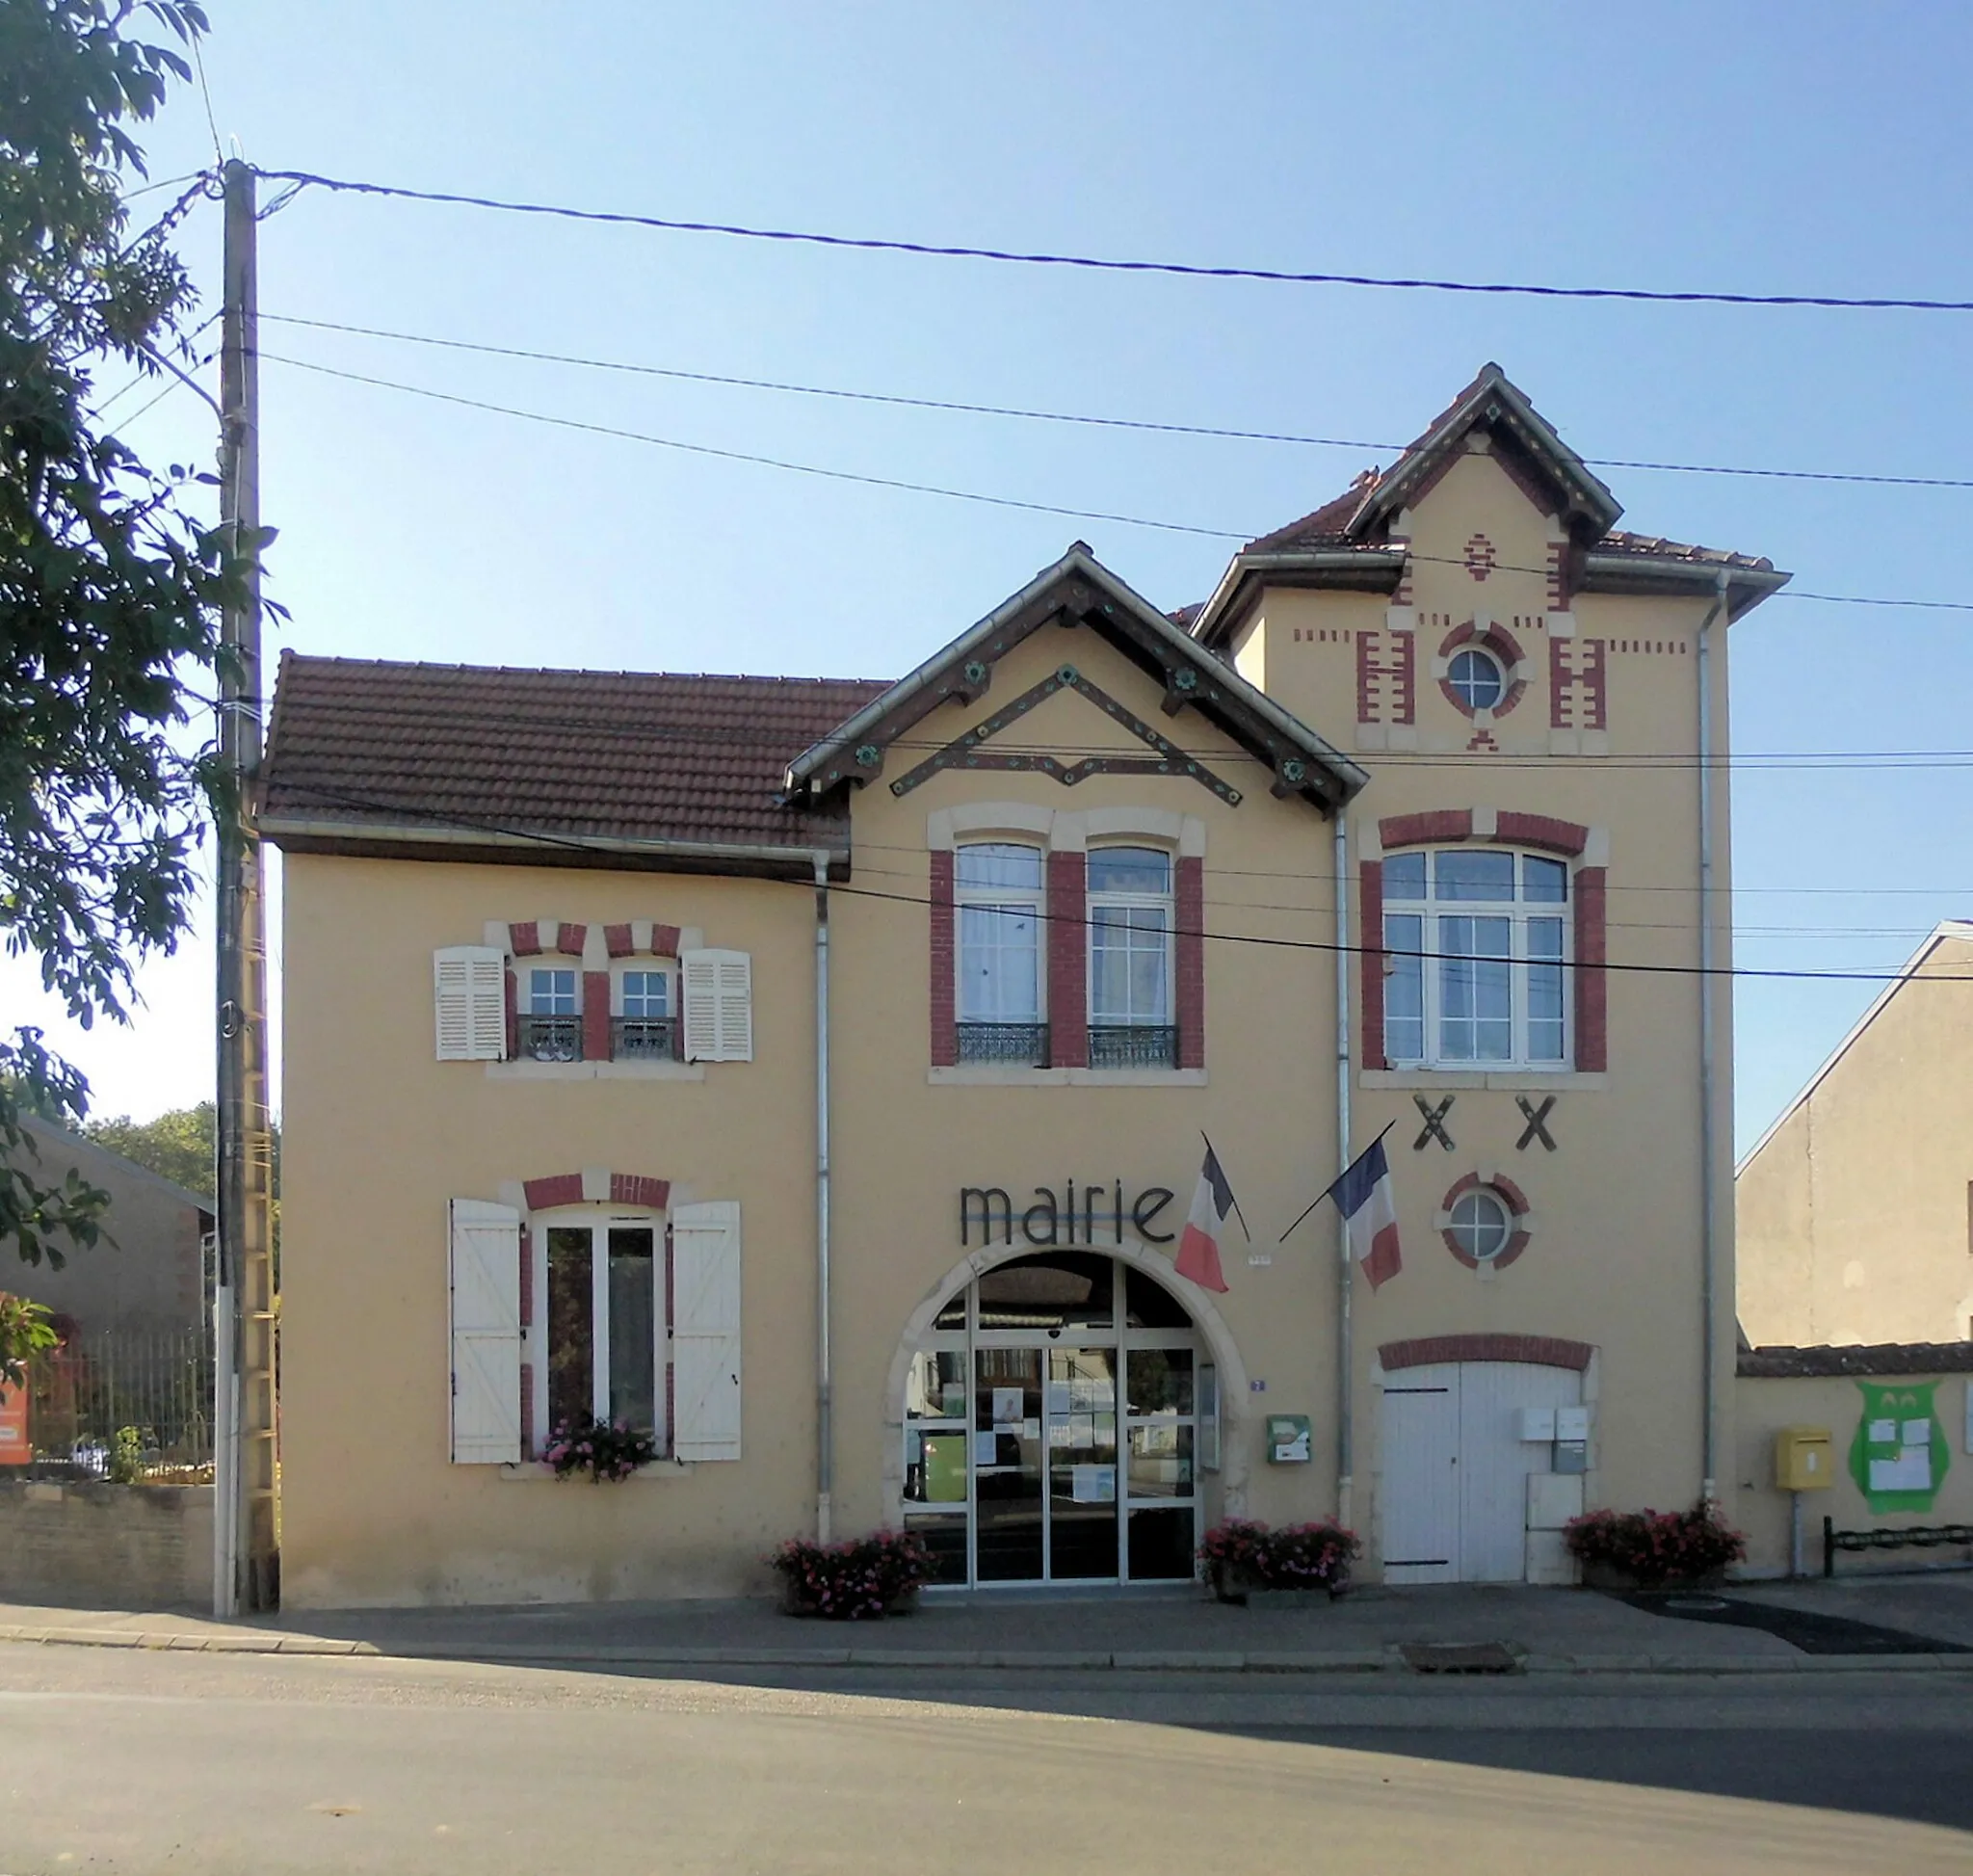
[[1848, 1380, 1949, 1514]]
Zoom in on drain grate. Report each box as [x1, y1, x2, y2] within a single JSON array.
[[1401, 1641, 1522, 1675]]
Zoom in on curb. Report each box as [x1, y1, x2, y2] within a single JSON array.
[[0, 1626, 1967, 1674]]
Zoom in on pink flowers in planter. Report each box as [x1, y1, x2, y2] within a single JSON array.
[[1198, 1518, 1360, 1594], [1564, 1502, 1747, 1587], [543, 1415, 660, 1483], [769, 1529, 934, 1620]]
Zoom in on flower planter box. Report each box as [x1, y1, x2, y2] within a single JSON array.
[[1200, 1519, 1359, 1607], [1580, 1560, 1726, 1594], [771, 1529, 933, 1621], [1206, 1565, 1348, 1608]]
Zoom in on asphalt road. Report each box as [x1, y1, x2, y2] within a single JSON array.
[[0, 1649, 1967, 1874]]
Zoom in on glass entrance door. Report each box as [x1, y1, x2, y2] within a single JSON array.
[[1047, 1348, 1118, 1578], [902, 1252, 1203, 1588]]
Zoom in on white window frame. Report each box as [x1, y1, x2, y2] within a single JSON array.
[[1447, 646, 1506, 713], [531, 1206, 668, 1455], [955, 841, 1046, 1025], [1085, 845, 1175, 1031], [526, 965, 579, 1017], [1448, 1187, 1514, 1262], [1382, 848, 1571, 1071], [616, 964, 672, 1019]]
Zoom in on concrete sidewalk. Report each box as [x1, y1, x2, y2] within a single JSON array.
[[3, 1575, 1971, 1674]]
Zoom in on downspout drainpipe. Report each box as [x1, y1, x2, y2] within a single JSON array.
[[814, 851, 833, 1545], [1697, 569, 1729, 1509], [1334, 810, 1354, 1534]]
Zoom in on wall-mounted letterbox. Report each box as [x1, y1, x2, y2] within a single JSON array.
[[1775, 1425, 1833, 1492], [1266, 1414, 1311, 1464]]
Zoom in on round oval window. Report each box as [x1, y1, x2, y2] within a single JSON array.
[[1448, 1188, 1513, 1263], [1447, 647, 1505, 712]]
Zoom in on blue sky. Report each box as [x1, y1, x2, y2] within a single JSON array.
[[13, 0, 1973, 1147]]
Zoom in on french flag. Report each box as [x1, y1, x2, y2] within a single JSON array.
[[1173, 1142, 1238, 1293], [1328, 1134, 1402, 1289]]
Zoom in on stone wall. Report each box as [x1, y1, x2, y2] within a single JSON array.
[[0, 1481, 211, 1609]]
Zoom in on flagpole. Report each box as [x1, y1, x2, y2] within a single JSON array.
[[1333, 813, 1354, 1536]]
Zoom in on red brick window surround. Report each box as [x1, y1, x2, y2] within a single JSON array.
[[1436, 1171, 1532, 1270], [1381, 1332, 1592, 1373], [1435, 621, 1529, 722], [506, 922, 686, 1065], [934, 826, 1203, 1074], [1363, 813, 1605, 1073]]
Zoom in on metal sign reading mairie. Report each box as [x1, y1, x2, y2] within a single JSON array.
[[960, 1180, 1176, 1248]]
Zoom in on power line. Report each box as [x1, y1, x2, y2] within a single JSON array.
[[261, 312, 1973, 495], [253, 350, 1973, 613], [250, 168, 1973, 315], [266, 779, 1973, 985], [255, 351, 1243, 540]]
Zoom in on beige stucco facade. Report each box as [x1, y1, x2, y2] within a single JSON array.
[[1738, 927, 1973, 1348], [270, 366, 1786, 1607]]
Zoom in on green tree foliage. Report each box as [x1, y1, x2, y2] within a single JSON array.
[[1, 2, 262, 1267], [84, 1098, 215, 1196]]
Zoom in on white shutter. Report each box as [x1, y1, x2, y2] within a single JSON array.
[[681, 948, 752, 1062], [434, 945, 507, 1061], [448, 1198, 522, 1463], [671, 1201, 741, 1461]]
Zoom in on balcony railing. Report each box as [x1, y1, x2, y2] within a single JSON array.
[[1088, 1023, 1179, 1070], [614, 1016, 680, 1062], [518, 1014, 580, 1063], [956, 1020, 1049, 1067]]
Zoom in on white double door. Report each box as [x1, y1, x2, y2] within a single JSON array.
[[1380, 1361, 1581, 1583]]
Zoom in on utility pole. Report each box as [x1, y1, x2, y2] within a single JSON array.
[[215, 157, 277, 1616]]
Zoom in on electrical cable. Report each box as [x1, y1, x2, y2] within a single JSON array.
[[260, 311, 1973, 495], [250, 168, 1973, 314], [252, 349, 1973, 612], [264, 779, 1973, 985]]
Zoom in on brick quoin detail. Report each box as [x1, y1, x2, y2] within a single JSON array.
[[1176, 856, 1205, 1070], [1550, 638, 1608, 731], [522, 1172, 671, 1212], [558, 924, 588, 957], [1355, 628, 1416, 727], [1046, 850, 1089, 1070], [503, 966, 518, 1058], [1380, 809, 1472, 849], [1546, 542, 1571, 611], [929, 850, 957, 1068], [1381, 1333, 1593, 1373], [652, 924, 682, 958], [1574, 866, 1608, 1072], [1494, 812, 1590, 858], [509, 921, 540, 957], [604, 923, 635, 958], [1358, 858, 1386, 1072], [1380, 809, 1588, 859], [581, 971, 611, 1062]]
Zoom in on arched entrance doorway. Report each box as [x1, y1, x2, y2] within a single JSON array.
[[894, 1249, 1220, 1588]]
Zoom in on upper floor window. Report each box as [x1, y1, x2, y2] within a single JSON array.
[[956, 842, 1045, 1065], [1087, 846, 1176, 1070], [1383, 850, 1567, 1069], [523, 966, 580, 1063], [1446, 647, 1505, 713], [617, 966, 678, 1063]]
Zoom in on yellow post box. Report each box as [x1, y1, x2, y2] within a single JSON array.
[[1776, 1426, 1833, 1492]]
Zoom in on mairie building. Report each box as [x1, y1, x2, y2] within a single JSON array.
[[261, 364, 1786, 1606]]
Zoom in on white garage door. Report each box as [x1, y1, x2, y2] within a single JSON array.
[[1381, 1361, 1582, 1584]]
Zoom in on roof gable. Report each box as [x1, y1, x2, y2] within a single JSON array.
[[1349, 363, 1622, 544], [784, 545, 1367, 814]]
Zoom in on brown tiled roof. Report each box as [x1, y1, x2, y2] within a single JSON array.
[[1242, 473, 1383, 553], [1595, 530, 1776, 571], [262, 655, 888, 856], [1738, 1341, 1973, 1379]]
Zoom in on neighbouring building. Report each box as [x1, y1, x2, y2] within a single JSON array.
[[262, 364, 1790, 1607], [2, 1115, 213, 1339], [1738, 922, 1973, 1348]]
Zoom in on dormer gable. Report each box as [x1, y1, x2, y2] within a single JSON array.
[[783, 544, 1367, 817]]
